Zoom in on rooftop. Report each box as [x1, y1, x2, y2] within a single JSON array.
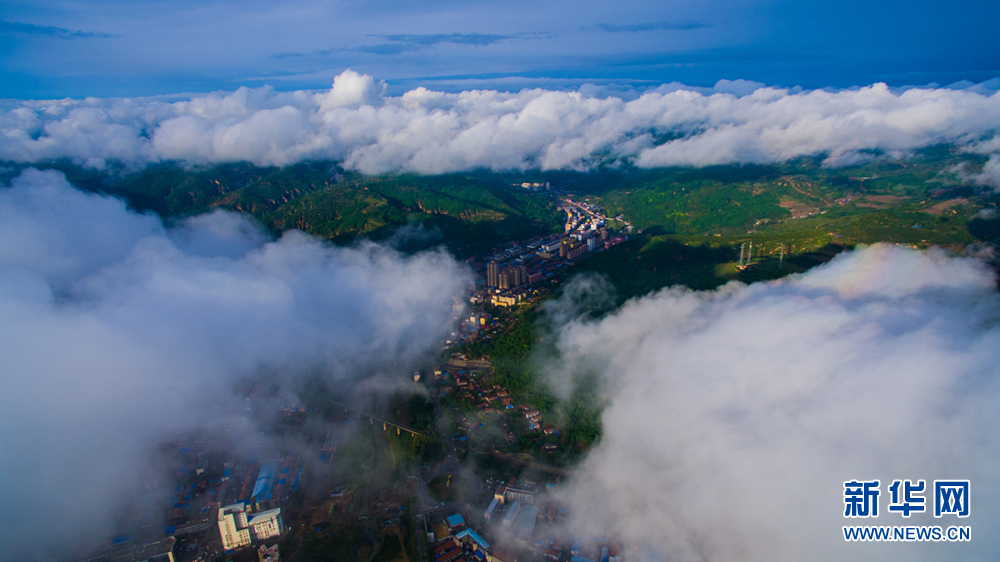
[[455, 528, 490, 550], [220, 501, 248, 516], [502, 501, 521, 524], [432, 521, 450, 539], [512, 505, 539, 538], [252, 462, 280, 499], [248, 508, 281, 524]]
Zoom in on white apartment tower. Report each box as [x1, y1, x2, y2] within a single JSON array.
[[218, 503, 252, 550], [218, 502, 285, 551], [248, 508, 285, 540]]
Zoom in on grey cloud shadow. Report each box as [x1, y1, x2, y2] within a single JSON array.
[[594, 20, 711, 33], [274, 31, 548, 60], [377, 32, 511, 46], [1, 20, 118, 40], [357, 42, 425, 55]]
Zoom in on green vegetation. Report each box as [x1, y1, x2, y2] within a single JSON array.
[[14, 146, 991, 263], [371, 535, 402, 562], [449, 149, 999, 460], [9, 160, 562, 258], [286, 530, 352, 562], [494, 147, 987, 251], [402, 498, 417, 562], [461, 305, 557, 413], [427, 474, 469, 502], [13, 148, 998, 474], [406, 395, 436, 432]]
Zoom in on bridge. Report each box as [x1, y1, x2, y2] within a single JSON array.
[[331, 401, 569, 476], [330, 400, 426, 437]]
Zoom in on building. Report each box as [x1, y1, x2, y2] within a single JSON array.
[[484, 497, 500, 521], [604, 237, 625, 249], [218, 502, 285, 551], [434, 538, 460, 558], [503, 478, 536, 505], [258, 544, 280, 562], [252, 462, 280, 503], [433, 521, 451, 540], [502, 501, 521, 527], [455, 528, 490, 551], [567, 244, 588, 261], [497, 265, 527, 289], [218, 503, 252, 550], [540, 240, 563, 253], [469, 311, 492, 328], [487, 261, 500, 288], [445, 513, 466, 530], [248, 508, 284, 540], [491, 292, 523, 307], [511, 505, 540, 547]]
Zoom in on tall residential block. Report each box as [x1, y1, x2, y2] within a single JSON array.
[[487, 261, 500, 288], [218, 503, 252, 551], [218, 502, 285, 552]]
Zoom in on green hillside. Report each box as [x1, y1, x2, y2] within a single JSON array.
[[6, 145, 995, 266], [8, 160, 562, 257]]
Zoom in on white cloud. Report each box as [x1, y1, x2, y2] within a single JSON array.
[[948, 153, 1000, 190], [0, 169, 471, 560], [3, 72, 1000, 173], [549, 244, 1000, 561], [972, 154, 1000, 189]]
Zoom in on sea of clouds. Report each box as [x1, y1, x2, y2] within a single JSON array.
[[5, 70, 1000, 561], [2, 70, 1000, 182], [0, 169, 471, 560], [547, 245, 1000, 561]]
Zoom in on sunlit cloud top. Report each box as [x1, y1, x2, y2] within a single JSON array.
[[3, 70, 1000, 176]]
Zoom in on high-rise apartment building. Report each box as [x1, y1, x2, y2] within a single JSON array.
[[218, 502, 285, 552], [498, 265, 528, 289], [218, 503, 252, 550], [487, 261, 500, 288]]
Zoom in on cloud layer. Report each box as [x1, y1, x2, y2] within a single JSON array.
[[551, 245, 1000, 561], [0, 169, 471, 560], [1, 20, 118, 40], [3, 70, 1000, 174]]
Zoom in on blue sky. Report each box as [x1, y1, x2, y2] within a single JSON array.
[[2, 0, 999, 98]]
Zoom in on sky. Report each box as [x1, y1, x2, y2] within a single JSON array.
[[2, 0, 999, 99]]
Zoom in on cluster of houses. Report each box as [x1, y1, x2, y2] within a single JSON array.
[[479, 478, 624, 561], [436, 366, 558, 450], [436, 367, 512, 412], [430, 513, 514, 562]]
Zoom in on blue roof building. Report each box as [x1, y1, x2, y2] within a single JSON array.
[[502, 501, 521, 527], [455, 528, 490, 551], [252, 462, 279, 500], [511, 504, 539, 542], [484, 497, 500, 521], [445, 513, 465, 528]]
